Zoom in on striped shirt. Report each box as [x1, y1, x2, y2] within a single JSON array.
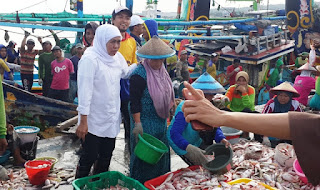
[[20, 50, 39, 74]]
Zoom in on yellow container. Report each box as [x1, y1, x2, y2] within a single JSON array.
[[227, 178, 278, 190]]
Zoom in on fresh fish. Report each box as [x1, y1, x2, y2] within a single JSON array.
[[4, 30, 9, 42]]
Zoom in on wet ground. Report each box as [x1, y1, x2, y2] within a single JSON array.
[[34, 124, 188, 189]]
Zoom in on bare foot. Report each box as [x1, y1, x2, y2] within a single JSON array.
[[14, 158, 26, 167]]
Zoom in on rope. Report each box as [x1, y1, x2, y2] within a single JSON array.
[[212, 0, 232, 14], [0, 28, 73, 39], [1, 0, 48, 18], [267, 0, 270, 17], [63, 0, 69, 11], [16, 0, 48, 12]]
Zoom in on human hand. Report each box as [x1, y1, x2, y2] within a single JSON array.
[[0, 139, 8, 156], [6, 124, 13, 132], [132, 122, 143, 143], [234, 67, 240, 72], [213, 94, 229, 107], [38, 79, 43, 86], [185, 144, 210, 165], [262, 136, 271, 147], [182, 82, 226, 127], [37, 37, 42, 43], [182, 82, 205, 101], [49, 29, 54, 34], [221, 139, 231, 148], [235, 85, 247, 94], [76, 122, 88, 141]]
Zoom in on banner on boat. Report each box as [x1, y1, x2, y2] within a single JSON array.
[[286, 0, 320, 54]]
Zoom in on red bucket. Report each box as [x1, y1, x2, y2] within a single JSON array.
[[25, 160, 52, 185]]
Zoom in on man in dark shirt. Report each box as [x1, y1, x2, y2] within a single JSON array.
[[69, 43, 83, 103], [129, 15, 144, 48]]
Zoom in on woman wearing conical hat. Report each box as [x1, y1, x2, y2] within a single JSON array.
[[259, 82, 303, 147], [263, 82, 302, 113], [129, 36, 175, 183], [293, 62, 316, 106], [167, 72, 230, 166]]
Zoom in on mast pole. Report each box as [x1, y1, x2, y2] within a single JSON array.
[[76, 0, 84, 44]]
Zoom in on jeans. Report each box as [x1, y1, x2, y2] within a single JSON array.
[[75, 133, 116, 178]]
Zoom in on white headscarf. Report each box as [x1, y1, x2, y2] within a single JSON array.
[[300, 70, 312, 77], [84, 24, 122, 65]]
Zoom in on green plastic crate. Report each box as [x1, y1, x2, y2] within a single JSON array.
[[72, 171, 148, 190]]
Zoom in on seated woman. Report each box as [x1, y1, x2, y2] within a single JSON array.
[[260, 82, 302, 146], [167, 72, 230, 166], [225, 71, 256, 138]]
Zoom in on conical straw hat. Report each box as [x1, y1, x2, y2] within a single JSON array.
[[136, 36, 175, 59], [270, 81, 300, 97], [297, 63, 317, 71], [191, 72, 226, 94], [316, 65, 320, 72]]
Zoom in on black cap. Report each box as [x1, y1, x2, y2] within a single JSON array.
[[52, 46, 61, 51], [43, 41, 52, 45], [112, 6, 132, 18], [234, 58, 241, 63]]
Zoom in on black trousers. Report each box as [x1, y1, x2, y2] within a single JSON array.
[[121, 100, 130, 141], [21, 73, 33, 92], [42, 78, 52, 97], [76, 133, 116, 178], [48, 88, 69, 102]]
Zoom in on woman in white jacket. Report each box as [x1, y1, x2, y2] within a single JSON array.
[[75, 24, 137, 178]]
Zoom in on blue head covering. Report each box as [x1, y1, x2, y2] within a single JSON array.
[[143, 19, 158, 41], [0, 44, 7, 59], [191, 72, 225, 94], [274, 91, 293, 113]]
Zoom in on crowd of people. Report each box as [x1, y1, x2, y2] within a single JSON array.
[[0, 4, 319, 187]]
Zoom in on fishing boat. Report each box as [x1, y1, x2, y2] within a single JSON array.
[[3, 82, 77, 128]]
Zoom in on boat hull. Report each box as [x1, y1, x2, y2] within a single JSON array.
[[3, 82, 77, 128]]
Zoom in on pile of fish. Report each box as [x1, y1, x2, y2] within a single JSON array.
[[151, 167, 222, 190], [153, 140, 320, 190], [0, 165, 75, 189]]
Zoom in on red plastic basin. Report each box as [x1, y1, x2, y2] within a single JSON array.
[[25, 160, 52, 185], [225, 135, 240, 140], [293, 159, 308, 184], [144, 165, 200, 190]]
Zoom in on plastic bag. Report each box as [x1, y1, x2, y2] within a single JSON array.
[[309, 49, 316, 66], [221, 45, 232, 54]]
